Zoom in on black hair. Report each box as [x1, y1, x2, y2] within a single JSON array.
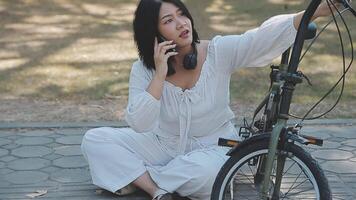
[[133, 0, 200, 72]]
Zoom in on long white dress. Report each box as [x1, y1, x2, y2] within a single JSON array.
[[81, 14, 297, 200]]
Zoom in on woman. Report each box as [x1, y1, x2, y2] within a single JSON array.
[[81, 0, 339, 199]]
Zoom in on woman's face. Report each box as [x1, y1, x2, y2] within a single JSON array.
[[158, 2, 193, 48]]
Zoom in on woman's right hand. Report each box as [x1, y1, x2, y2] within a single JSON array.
[[153, 37, 178, 79]]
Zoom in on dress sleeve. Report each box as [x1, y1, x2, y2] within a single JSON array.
[[210, 14, 297, 73], [124, 61, 160, 133]]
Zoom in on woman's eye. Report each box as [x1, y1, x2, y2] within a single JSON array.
[[164, 19, 173, 24]]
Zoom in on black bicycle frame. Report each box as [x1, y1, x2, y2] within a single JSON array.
[[279, 0, 323, 119]]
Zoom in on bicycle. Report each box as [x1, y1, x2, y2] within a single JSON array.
[[211, 0, 356, 199]]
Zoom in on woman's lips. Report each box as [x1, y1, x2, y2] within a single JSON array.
[[179, 30, 189, 38]]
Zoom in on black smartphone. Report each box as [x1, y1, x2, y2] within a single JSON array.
[[157, 34, 177, 53], [156, 34, 176, 76]]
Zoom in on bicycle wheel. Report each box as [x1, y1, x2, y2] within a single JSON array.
[[211, 140, 331, 200]]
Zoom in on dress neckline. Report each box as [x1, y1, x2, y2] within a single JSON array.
[[164, 41, 211, 92]]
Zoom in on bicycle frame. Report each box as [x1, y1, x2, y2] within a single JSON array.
[[260, 0, 323, 199]]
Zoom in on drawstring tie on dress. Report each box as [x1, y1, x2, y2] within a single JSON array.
[[178, 90, 201, 155]]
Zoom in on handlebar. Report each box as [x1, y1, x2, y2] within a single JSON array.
[[340, 0, 356, 16], [288, 0, 355, 74], [278, 0, 355, 118], [288, 0, 322, 74]]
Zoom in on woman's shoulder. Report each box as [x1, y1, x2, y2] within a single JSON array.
[[201, 35, 224, 51], [131, 59, 154, 78]]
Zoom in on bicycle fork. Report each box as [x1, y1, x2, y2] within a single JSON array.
[[260, 119, 287, 200]]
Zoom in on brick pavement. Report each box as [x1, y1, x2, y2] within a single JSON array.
[[0, 122, 356, 199]]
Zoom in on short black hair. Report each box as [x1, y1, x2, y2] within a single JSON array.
[[133, 0, 200, 71]]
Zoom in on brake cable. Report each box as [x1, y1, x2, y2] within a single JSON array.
[[288, 0, 355, 124]]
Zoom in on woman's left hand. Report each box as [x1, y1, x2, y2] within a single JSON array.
[[314, 0, 345, 17]]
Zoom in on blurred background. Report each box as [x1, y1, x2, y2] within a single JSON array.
[[0, 0, 355, 122]]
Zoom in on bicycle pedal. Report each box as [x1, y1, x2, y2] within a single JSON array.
[[300, 134, 323, 146], [218, 138, 239, 147]]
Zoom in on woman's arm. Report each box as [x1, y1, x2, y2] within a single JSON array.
[[147, 38, 177, 100], [211, 1, 344, 73], [125, 62, 161, 133], [146, 74, 165, 100], [293, 0, 343, 29]]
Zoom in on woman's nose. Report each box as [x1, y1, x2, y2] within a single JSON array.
[[176, 18, 187, 29]]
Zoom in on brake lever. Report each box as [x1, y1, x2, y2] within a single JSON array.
[[340, 0, 356, 17]]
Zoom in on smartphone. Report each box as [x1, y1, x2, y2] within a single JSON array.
[[157, 34, 177, 53], [157, 34, 176, 76]]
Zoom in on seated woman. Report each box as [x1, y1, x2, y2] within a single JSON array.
[[81, 0, 339, 199]]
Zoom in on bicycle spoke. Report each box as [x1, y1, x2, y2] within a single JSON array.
[[282, 169, 304, 197], [282, 161, 297, 176], [226, 180, 256, 200], [284, 184, 313, 198], [247, 163, 255, 176], [239, 168, 255, 185], [216, 145, 327, 200]]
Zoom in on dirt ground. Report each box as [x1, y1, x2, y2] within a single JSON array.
[[0, 0, 355, 123], [1, 98, 354, 123]]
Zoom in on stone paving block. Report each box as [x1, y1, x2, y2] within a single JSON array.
[[0, 138, 11, 146], [323, 140, 342, 149], [332, 196, 354, 200], [0, 161, 5, 168], [0, 188, 54, 200], [56, 128, 88, 135], [50, 134, 66, 139], [50, 168, 91, 183], [11, 146, 53, 157], [0, 131, 14, 137], [338, 174, 356, 183], [339, 146, 355, 151], [15, 136, 53, 145], [56, 135, 83, 145], [302, 127, 332, 140], [307, 140, 341, 150], [342, 139, 356, 148], [322, 160, 356, 173], [11, 185, 150, 200], [43, 153, 63, 161], [55, 145, 82, 156], [6, 135, 20, 140], [17, 129, 54, 137], [53, 156, 87, 168], [7, 158, 51, 170], [41, 166, 62, 173], [0, 149, 9, 157], [312, 149, 353, 160], [4, 171, 48, 184], [0, 168, 14, 175], [46, 142, 65, 148], [10, 179, 62, 188], [0, 185, 52, 194], [328, 137, 347, 143], [1, 143, 20, 150], [0, 181, 11, 187], [0, 155, 17, 162], [325, 127, 356, 139], [329, 182, 355, 196]]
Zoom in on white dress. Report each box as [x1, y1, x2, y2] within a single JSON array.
[[81, 14, 297, 200]]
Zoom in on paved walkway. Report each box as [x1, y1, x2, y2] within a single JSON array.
[[0, 121, 356, 199]]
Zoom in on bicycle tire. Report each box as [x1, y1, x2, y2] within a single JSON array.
[[211, 140, 331, 200]]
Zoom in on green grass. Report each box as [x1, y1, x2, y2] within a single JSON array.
[[0, 0, 355, 112]]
